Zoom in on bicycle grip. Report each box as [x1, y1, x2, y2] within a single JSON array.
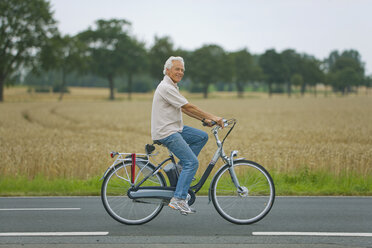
[[202, 119, 216, 126]]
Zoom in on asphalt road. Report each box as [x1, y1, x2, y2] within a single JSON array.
[[0, 196, 371, 248]]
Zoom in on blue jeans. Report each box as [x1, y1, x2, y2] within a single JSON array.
[[158, 126, 208, 199]]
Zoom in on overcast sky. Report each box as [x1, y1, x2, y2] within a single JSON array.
[[50, 0, 372, 74]]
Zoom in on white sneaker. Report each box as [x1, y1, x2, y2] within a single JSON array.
[[168, 197, 196, 214]]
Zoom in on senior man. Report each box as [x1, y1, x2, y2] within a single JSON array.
[[151, 56, 223, 214]]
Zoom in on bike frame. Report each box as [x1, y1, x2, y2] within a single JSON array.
[[102, 119, 244, 195], [189, 119, 243, 193]]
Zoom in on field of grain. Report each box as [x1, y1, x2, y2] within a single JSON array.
[[1, 87, 371, 195]]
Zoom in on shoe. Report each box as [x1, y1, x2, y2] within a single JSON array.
[[168, 197, 196, 214]]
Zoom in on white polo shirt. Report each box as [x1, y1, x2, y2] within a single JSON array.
[[151, 75, 188, 140]]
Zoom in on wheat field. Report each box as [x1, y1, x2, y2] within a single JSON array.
[[1, 88, 372, 187]]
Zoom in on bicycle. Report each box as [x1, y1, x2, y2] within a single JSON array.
[[101, 119, 275, 225]]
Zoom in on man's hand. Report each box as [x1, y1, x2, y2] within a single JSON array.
[[203, 117, 224, 128], [203, 119, 215, 127], [214, 117, 224, 128]]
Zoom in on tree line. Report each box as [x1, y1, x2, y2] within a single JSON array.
[[1, 0, 371, 102]]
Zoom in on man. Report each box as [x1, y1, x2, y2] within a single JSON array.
[[151, 56, 223, 214]]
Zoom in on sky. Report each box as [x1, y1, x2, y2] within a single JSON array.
[[49, 0, 372, 74]]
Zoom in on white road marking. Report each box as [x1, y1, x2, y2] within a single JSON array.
[[0, 208, 80, 211], [252, 232, 372, 237], [0, 232, 109, 237]]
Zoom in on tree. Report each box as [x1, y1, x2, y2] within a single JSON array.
[[78, 19, 133, 100], [300, 55, 324, 97], [173, 47, 192, 80], [148, 36, 174, 80], [229, 49, 254, 98], [117, 36, 148, 100], [365, 76, 372, 95], [0, 0, 57, 102], [325, 49, 365, 94], [188, 44, 229, 98], [290, 73, 304, 96], [38, 34, 88, 101], [281, 49, 302, 97], [334, 67, 363, 95], [259, 49, 286, 97]]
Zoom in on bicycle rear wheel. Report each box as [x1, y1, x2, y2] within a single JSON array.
[[211, 160, 275, 224], [101, 161, 166, 225]]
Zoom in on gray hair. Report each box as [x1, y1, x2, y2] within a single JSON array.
[[163, 56, 185, 75]]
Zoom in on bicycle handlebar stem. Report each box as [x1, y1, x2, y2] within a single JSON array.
[[210, 119, 237, 164]]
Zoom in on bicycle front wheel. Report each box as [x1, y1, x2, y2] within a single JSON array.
[[101, 161, 166, 225], [211, 160, 275, 224]]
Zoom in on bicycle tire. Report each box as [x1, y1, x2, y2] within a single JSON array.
[[211, 160, 275, 224], [101, 161, 167, 225]]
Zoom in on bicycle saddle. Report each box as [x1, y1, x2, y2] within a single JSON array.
[[145, 144, 155, 154]]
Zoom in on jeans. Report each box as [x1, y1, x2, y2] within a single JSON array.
[[158, 126, 208, 199]]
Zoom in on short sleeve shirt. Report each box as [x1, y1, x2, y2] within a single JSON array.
[[151, 75, 188, 140]]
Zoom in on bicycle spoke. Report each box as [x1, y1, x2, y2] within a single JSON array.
[[212, 161, 275, 224], [101, 162, 165, 224]]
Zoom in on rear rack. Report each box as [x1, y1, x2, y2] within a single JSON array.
[[101, 152, 150, 180]]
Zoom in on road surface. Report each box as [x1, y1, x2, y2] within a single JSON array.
[[0, 196, 371, 248]]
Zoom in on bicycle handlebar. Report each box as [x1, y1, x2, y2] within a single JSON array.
[[202, 118, 235, 128], [202, 120, 217, 126], [216, 119, 237, 144]]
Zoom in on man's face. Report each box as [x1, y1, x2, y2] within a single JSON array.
[[166, 60, 184, 83]]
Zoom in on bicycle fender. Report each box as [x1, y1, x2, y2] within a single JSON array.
[[208, 158, 246, 203]]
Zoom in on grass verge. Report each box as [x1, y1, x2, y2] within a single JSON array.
[[272, 169, 372, 196], [0, 176, 102, 196], [1, 169, 371, 196]]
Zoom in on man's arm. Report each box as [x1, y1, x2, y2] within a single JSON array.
[[181, 103, 224, 127], [181, 106, 202, 120]]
